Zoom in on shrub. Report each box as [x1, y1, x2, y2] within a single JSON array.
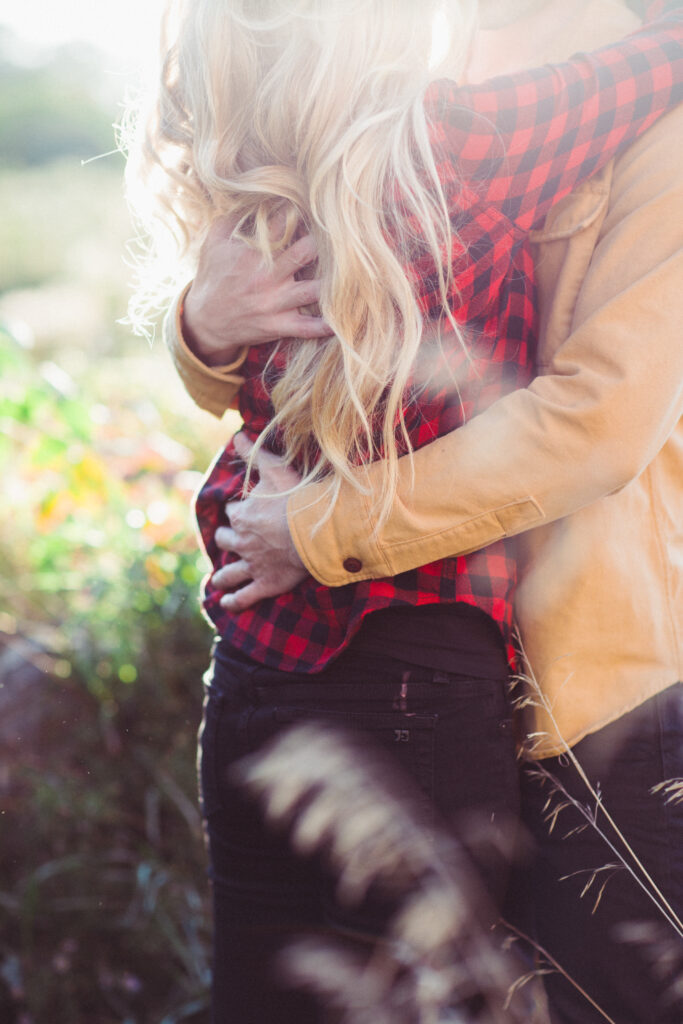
[[0, 323, 229, 1023]]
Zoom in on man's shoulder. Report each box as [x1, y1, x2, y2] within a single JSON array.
[[611, 104, 683, 194], [533, 105, 683, 242]]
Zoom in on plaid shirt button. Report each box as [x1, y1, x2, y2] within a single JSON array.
[[343, 557, 363, 573]]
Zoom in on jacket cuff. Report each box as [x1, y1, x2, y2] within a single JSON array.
[[286, 432, 545, 588], [287, 478, 392, 586], [163, 283, 247, 417]]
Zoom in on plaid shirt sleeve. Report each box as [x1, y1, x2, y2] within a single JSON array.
[[647, 0, 681, 16], [439, 5, 683, 232]]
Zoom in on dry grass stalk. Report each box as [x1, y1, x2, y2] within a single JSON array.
[[651, 778, 683, 806], [234, 722, 529, 1023], [617, 921, 683, 1012], [511, 634, 683, 942], [500, 919, 616, 1024]]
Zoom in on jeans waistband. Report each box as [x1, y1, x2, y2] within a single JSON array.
[[210, 637, 508, 708]]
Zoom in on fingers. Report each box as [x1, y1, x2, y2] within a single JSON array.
[[215, 525, 239, 551], [273, 233, 318, 280], [230, 434, 286, 473], [232, 432, 255, 462], [275, 266, 331, 338], [211, 559, 251, 591], [205, 214, 316, 285], [219, 580, 269, 612], [291, 277, 322, 307], [280, 313, 333, 340]]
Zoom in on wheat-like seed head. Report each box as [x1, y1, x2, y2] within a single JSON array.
[[234, 721, 529, 1023]]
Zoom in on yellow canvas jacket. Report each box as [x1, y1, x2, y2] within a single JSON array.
[[165, 107, 683, 758]]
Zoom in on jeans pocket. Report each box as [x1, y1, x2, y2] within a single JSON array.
[[269, 705, 438, 817]]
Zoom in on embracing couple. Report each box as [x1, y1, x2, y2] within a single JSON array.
[[128, 0, 683, 1021]]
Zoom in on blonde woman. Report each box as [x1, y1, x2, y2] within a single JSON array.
[[129, 1, 682, 1020]]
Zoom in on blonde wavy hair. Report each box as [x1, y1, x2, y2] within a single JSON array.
[[126, 0, 477, 524]]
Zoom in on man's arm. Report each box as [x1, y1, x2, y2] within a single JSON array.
[[288, 108, 683, 586], [163, 284, 247, 417], [172, 109, 682, 605]]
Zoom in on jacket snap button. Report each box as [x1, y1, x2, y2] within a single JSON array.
[[343, 557, 363, 573]]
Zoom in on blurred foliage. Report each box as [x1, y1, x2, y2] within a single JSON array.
[[0, 32, 237, 1021], [0, 35, 115, 167], [0, 326, 214, 693], [0, 158, 130, 300], [0, 321, 224, 1023]]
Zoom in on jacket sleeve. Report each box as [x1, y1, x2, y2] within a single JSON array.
[[162, 283, 246, 418], [287, 108, 683, 586]]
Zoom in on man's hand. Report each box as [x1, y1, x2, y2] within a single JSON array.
[[212, 432, 309, 612], [182, 215, 332, 366]]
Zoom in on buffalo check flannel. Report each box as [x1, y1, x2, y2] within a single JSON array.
[[195, 4, 683, 673]]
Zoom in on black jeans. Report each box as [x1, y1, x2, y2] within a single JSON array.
[[199, 639, 520, 1024], [517, 682, 683, 1024]]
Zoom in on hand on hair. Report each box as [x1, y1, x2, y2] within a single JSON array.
[[182, 215, 332, 367], [212, 432, 308, 612]]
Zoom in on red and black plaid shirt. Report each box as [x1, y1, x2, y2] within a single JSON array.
[[196, 4, 683, 673]]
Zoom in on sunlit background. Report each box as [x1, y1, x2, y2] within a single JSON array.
[[0, 0, 165, 62], [0, 4, 232, 1022], [0, 2, 648, 1022]]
